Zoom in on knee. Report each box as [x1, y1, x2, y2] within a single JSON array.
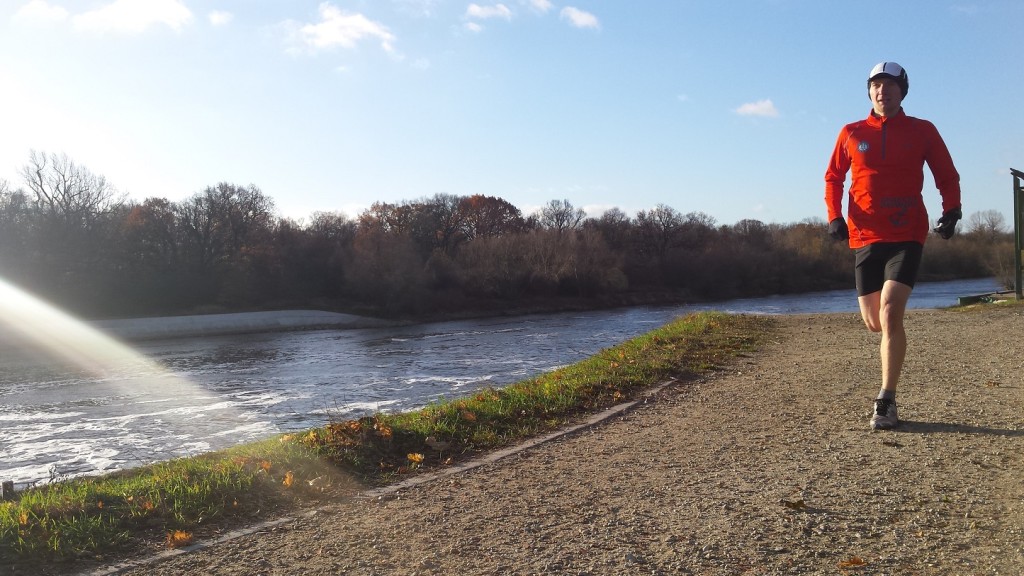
[[861, 313, 882, 332], [879, 307, 906, 334]]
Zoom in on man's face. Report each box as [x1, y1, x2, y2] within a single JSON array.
[[869, 76, 903, 117]]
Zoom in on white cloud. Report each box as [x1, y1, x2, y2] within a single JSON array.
[[560, 7, 600, 29], [13, 0, 69, 24], [208, 10, 233, 26], [465, 3, 513, 20], [72, 0, 193, 34], [525, 0, 554, 13], [735, 99, 779, 117], [463, 21, 484, 33], [295, 3, 396, 53]]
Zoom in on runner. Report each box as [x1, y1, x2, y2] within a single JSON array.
[[824, 61, 962, 430]]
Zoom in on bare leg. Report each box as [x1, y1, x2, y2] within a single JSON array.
[[857, 280, 913, 392]]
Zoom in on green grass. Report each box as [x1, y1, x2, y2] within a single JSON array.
[[0, 311, 774, 566], [0, 438, 327, 560]]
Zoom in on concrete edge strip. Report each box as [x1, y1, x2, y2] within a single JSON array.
[[360, 377, 677, 500], [84, 377, 678, 576], [85, 516, 296, 576]]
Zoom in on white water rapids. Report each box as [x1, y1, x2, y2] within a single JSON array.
[[0, 277, 1003, 486]]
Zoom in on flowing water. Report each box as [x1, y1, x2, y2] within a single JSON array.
[[0, 277, 1004, 486]]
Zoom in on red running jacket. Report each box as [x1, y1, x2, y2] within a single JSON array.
[[824, 109, 961, 248]]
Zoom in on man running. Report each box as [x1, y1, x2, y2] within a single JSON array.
[[824, 61, 962, 430]]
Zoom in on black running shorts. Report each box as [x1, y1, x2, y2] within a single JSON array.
[[854, 241, 923, 296]]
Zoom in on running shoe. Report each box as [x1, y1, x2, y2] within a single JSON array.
[[870, 398, 898, 430]]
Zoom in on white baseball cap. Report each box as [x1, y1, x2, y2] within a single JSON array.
[[869, 62, 905, 80], [867, 61, 909, 97]]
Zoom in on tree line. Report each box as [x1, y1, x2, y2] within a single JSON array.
[[0, 151, 1012, 320]]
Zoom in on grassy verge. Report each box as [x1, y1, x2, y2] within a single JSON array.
[[0, 311, 774, 566]]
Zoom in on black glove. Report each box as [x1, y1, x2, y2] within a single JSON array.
[[933, 207, 962, 239], [828, 217, 849, 241]]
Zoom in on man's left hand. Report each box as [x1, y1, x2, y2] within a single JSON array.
[[933, 207, 962, 239]]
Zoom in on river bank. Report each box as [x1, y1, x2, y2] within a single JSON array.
[[81, 274, 999, 340], [51, 301, 1024, 575], [91, 310, 397, 341]]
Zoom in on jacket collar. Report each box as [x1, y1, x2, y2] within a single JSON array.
[[866, 107, 906, 127]]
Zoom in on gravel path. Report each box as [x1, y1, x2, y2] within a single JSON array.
[[74, 306, 1024, 574]]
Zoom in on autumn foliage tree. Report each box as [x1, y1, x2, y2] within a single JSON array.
[[0, 152, 1006, 319]]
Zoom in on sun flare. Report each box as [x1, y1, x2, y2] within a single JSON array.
[[0, 276, 250, 484], [0, 277, 161, 374]]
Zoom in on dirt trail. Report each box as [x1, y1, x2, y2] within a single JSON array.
[[81, 306, 1024, 574]]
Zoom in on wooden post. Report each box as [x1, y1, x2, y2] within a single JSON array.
[[1, 480, 13, 500], [1013, 168, 1024, 300]]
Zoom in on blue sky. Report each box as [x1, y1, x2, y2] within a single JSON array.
[[1, 1, 1021, 226]]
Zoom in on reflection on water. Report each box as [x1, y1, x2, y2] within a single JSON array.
[[0, 277, 1004, 485]]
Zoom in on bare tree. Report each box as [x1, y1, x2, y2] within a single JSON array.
[[0, 183, 31, 229], [587, 207, 631, 250], [19, 150, 125, 227], [635, 203, 685, 259], [122, 198, 179, 268], [680, 211, 717, 248], [965, 210, 1008, 243], [731, 218, 772, 247], [537, 198, 585, 233], [297, 211, 357, 296], [0, 183, 33, 277], [14, 151, 127, 304], [418, 193, 468, 255], [174, 183, 275, 273]]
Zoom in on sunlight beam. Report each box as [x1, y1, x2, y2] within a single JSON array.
[[0, 276, 262, 485], [0, 277, 158, 374]]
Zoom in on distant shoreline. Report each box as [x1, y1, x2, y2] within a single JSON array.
[[92, 310, 399, 341]]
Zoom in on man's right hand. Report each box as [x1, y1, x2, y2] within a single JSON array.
[[828, 217, 849, 241]]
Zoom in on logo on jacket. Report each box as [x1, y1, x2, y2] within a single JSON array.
[[881, 197, 913, 228], [857, 141, 869, 153]]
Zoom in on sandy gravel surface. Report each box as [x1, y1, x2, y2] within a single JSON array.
[[68, 305, 1024, 574]]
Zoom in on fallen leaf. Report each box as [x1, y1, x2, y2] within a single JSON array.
[[166, 530, 193, 549], [838, 556, 866, 568], [781, 499, 808, 511]]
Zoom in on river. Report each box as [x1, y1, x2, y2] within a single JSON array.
[[0, 277, 1004, 486]]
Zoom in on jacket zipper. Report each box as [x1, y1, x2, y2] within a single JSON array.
[[880, 119, 887, 159]]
